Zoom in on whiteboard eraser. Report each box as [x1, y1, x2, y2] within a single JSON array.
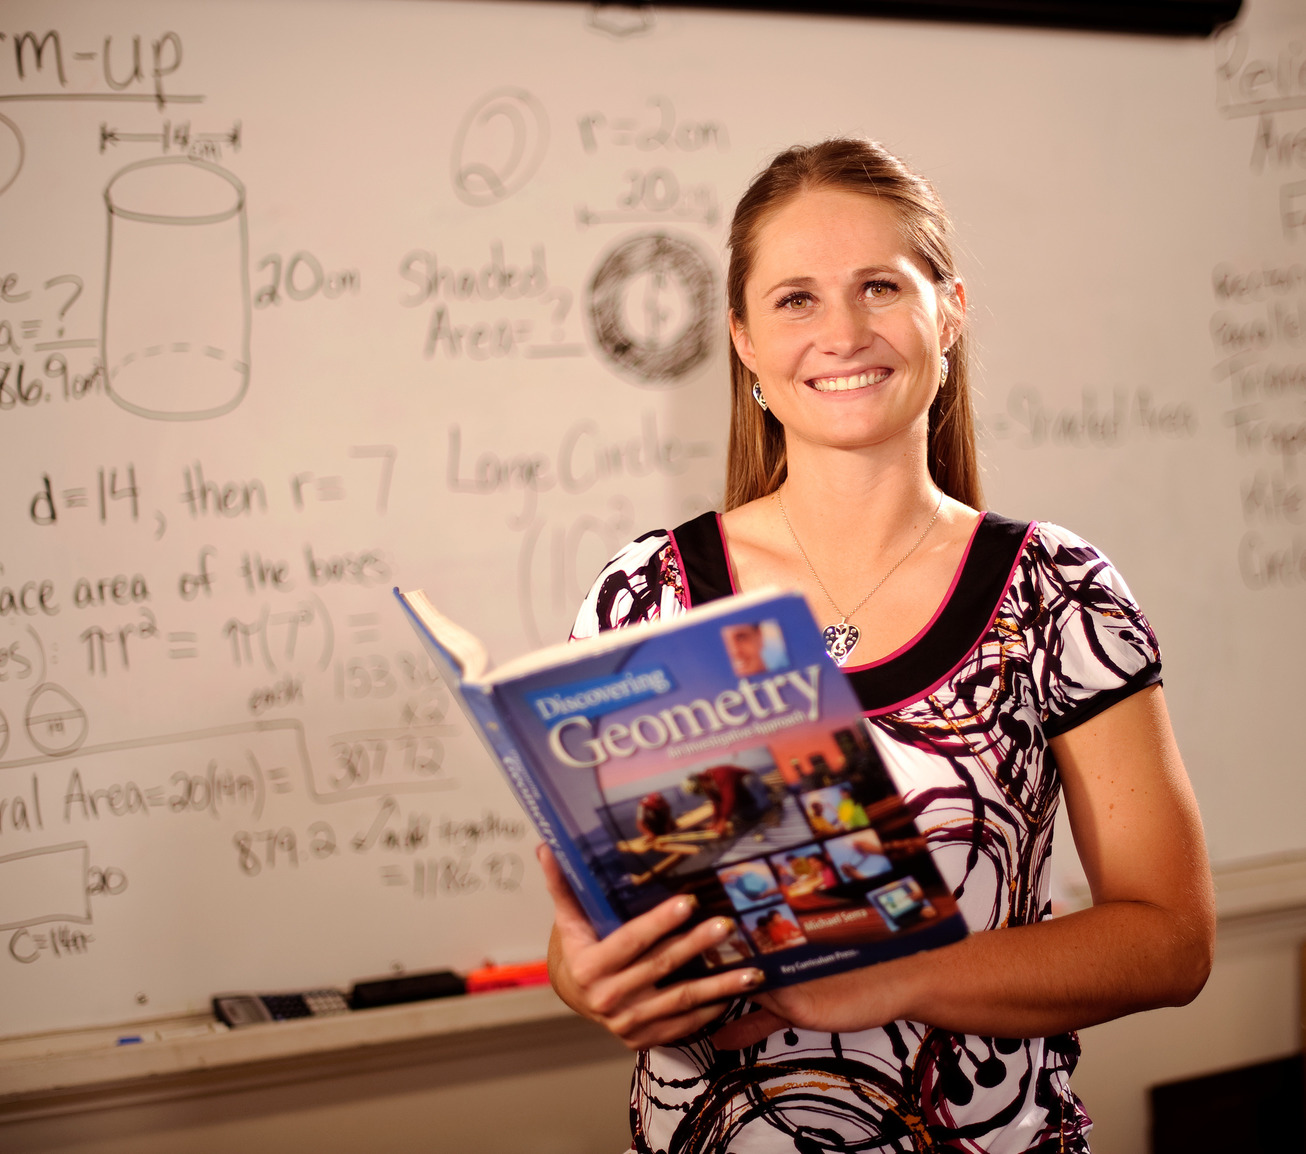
[[349, 969, 466, 1010]]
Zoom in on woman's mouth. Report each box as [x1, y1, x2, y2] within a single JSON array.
[[808, 368, 892, 393]]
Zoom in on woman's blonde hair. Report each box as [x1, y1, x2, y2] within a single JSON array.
[[724, 139, 982, 512]]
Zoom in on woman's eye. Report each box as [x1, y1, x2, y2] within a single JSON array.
[[777, 292, 813, 310], [864, 280, 898, 299]]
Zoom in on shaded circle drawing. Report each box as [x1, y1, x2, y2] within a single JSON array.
[[451, 88, 549, 207], [0, 114, 24, 197], [102, 157, 250, 421], [585, 232, 717, 386], [25, 682, 89, 756]]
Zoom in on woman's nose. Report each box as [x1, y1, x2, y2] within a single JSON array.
[[818, 297, 872, 357]]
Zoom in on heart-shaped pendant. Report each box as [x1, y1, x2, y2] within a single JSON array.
[[822, 621, 860, 667]]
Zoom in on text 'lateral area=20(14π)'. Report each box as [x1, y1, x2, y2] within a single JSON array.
[[0, 723, 309, 831]]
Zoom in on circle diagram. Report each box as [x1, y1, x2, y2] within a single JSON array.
[[25, 683, 88, 756], [0, 114, 24, 198], [451, 88, 549, 207], [586, 232, 718, 386]]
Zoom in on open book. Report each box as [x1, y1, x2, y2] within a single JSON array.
[[395, 586, 966, 989]]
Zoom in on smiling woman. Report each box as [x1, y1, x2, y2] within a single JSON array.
[[543, 139, 1215, 1154], [730, 188, 958, 475], [724, 139, 979, 517]]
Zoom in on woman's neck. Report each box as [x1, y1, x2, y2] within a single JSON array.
[[775, 436, 941, 565], [720, 432, 978, 665]]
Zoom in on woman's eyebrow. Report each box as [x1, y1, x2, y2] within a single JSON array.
[[759, 266, 902, 297], [760, 274, 816, 297]]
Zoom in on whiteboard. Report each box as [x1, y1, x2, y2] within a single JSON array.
[[0, 0, 1301, 1037]]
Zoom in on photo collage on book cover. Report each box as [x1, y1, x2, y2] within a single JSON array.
[[598, 619, 955, 970]]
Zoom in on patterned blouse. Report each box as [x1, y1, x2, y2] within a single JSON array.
[[570, 510, 1162, 1154]]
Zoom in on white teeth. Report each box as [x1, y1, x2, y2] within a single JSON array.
[[809, 370, 890, 392]]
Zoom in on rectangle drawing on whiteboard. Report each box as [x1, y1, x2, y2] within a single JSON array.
[[0, 843, 90, 930]]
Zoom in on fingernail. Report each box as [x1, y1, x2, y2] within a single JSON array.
[[738, 969, 764, 989], [710, 917, 734, 938], [674, 895, 698, 917]]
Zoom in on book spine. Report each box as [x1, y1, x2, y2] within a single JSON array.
[[459, 686, 623, 938]]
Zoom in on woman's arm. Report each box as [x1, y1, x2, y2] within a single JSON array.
[[540, 845, 765, 1050], [712, 685, 1215, 1048]]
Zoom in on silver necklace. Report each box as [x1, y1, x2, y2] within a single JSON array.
[[776, 487, 945, 667]]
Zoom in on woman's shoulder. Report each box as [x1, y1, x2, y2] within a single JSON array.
[[967, 513, 1133, 586], [600, 527, 676, 576], [1018, 519, 1144, 603], [569, 528, 684, 640], [977, 514, 1153, 633], [1027, 519, 1108, 558], [1020, 518, 1160, 664], [956, 514, 1163, 733]]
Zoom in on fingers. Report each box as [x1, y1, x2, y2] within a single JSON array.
[[605, 964, 766, 1050], [710, 1006, 790, 1050], [582, 916, 754, 1013], [620, 1000, 731, 1051], [537, 843, 702, 967], [537, 844, 773, 1050], [579, 893, 702, 978], [536, 844, 595, 940]]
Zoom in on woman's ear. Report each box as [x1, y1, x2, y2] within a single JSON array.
[[941, 279, 967, 351], [730, 310, 758, 374]]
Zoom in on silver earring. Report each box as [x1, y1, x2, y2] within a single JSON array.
[[752, 381, 768, 411], [939, 351, 950, 387]]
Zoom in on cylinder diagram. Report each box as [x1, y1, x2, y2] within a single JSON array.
[[102, 157, 250, 421]]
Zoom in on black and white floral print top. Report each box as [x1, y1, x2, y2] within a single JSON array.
[[571, 511, 1162, 1154]]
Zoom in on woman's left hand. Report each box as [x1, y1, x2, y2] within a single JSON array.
[[709, 954, 919, 1049]]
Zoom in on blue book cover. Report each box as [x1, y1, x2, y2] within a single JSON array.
[[396, 586, 967, 989]]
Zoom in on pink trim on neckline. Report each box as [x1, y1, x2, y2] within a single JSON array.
[[714, 508, 1006, 679], [842, 512, 988, 673], [667, 531, 691, 608], [862, 519, 1039, 718]]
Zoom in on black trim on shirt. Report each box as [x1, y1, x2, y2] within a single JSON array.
[[670, 512, 734, 605], [846, 513, 1030, 713], [671, 510, 1032, 714], [1042, 666, 1163, 739], [664, 510, 1159, 734]]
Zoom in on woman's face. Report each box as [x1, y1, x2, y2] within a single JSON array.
[[731, 187, 962, 459]]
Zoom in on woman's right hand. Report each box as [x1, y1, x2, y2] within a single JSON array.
[[539, 844, 765, 1050]]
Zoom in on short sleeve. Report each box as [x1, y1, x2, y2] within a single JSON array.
[[1027, 523, 1163, 738], [569, 530, 687, 641]]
